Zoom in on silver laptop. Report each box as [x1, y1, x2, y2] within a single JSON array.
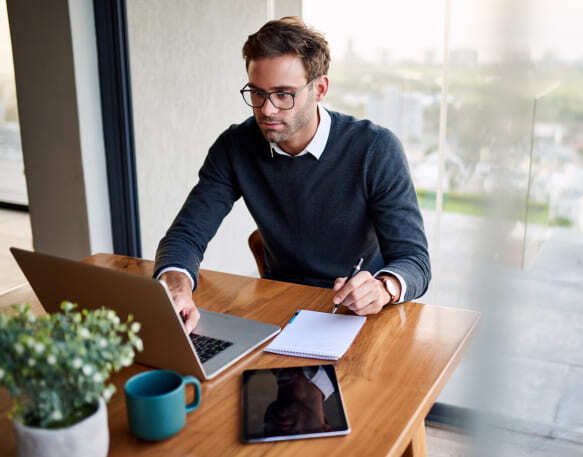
[[10, 247, 280, 380]]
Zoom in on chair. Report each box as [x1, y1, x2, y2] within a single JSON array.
[[248, 229, 265, 277]]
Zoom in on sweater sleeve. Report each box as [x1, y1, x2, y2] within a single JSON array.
[[365, 129, 431, 301], [154, 130, 241, 289]]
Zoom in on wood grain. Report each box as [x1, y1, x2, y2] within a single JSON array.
[[403, 422, 428, 457], [0, 254, 480, 457], [0, 283, 43, 314]]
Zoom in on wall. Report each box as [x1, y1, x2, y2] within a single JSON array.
[[7, 0, 301, 266], [7, 0, 112, 259], [127, 0, 301, 275]]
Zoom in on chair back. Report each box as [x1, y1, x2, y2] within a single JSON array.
[[248, 229, 265, 276]]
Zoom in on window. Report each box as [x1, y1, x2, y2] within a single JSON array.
[[0, 0, 27, 207], [0, 0, 32, 293], [304, 0, 583, 450]]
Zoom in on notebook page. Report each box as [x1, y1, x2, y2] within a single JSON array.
[[265, 310, 366, 360]]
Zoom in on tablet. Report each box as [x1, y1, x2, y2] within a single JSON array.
[[242, 365, 350, 442]]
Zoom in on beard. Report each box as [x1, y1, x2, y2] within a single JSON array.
[[255, 94, 315, 145]]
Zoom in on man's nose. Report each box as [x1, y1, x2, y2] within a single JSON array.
[[260, 96, 279, 116]]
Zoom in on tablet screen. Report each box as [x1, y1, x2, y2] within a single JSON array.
[[242, 365, 350, 442]]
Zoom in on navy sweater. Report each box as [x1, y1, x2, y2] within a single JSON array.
[[154, 111, 430, 301]]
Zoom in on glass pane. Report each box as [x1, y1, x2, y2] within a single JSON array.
[[0, 0, 27, 206], [303, 0, 445, 220], [423, 0, 583, 452], [0, 0, 32, 293], [306, 0, 583, 453]]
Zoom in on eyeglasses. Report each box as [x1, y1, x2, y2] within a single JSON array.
[[240, 79, 314, 110]]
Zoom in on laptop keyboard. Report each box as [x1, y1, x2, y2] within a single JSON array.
[[189, 333, 234, 363]]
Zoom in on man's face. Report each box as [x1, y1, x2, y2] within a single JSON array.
[[247, 55, 318, 153]]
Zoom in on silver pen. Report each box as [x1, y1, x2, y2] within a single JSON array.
[[332, 257, 364, 314]]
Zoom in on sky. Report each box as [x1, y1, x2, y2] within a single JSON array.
[[303, 0, 583, 63]]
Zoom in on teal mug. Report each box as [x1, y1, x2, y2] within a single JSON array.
[[124, 369, 201, 441]]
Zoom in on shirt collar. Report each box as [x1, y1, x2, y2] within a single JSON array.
[[270, 104, 331, 160], [302, 366, 335, 400]]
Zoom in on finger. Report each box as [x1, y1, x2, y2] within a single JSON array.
[[341, 274, 377, 308], [346, 287, 376, 313], [183, 306, 200, 334], [333, 271, 373, 304], [349, 294, 382, 315], [333, 273, 362, 304], [353, 282, 387, 315], [340, 287, 365, 309], [173, 296, 197, 332], [346, 270, 372, 288], [172, 295, 189, 314], [364, 298, 385, 315], [333, 277, 347, 291]]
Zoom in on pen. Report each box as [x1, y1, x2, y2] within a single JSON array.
[[332, 257, 364, 314]]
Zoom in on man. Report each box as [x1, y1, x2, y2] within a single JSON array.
[[154, 17, 430, 332], [264, 366, 335, 435]]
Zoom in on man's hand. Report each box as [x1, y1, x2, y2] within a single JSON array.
[[332, 271, 400, 316], [159, 271, 200, 333]]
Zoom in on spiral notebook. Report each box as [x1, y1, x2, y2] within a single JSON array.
[[264, 310, 366, 360]]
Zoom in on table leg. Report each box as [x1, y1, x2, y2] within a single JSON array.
[[402, 421, 427, 457]]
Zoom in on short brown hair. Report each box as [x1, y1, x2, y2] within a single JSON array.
[[242, 17, 330, 81]]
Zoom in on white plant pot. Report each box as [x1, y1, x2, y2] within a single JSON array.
[[12, 397, 109, 457]]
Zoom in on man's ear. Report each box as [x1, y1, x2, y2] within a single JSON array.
[[313, 75, 329, 102]]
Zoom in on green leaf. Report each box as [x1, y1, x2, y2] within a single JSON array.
[[1, 302, 141, 426]]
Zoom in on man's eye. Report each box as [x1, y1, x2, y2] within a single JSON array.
[[273, 92, 290, 101]]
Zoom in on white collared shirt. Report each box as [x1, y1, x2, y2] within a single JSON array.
[[270, 104, 331, 160], [302, 366, 335, 400]]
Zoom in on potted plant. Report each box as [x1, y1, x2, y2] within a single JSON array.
[[0, 301, 143, 457]]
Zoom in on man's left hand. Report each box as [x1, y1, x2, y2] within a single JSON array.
[[332, 271, 400, 315]]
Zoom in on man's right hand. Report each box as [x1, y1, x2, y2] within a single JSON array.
[[159, 270, 200, 333]]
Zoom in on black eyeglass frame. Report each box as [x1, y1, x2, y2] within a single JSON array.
[[239, 79, 315, 110]]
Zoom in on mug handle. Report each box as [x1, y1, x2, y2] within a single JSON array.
[[183, 376, 201, 413]]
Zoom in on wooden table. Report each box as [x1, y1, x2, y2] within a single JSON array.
[[0, 254, 479, 457]]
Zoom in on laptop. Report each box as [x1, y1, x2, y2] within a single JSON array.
[[10, 247, 281, 380]]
